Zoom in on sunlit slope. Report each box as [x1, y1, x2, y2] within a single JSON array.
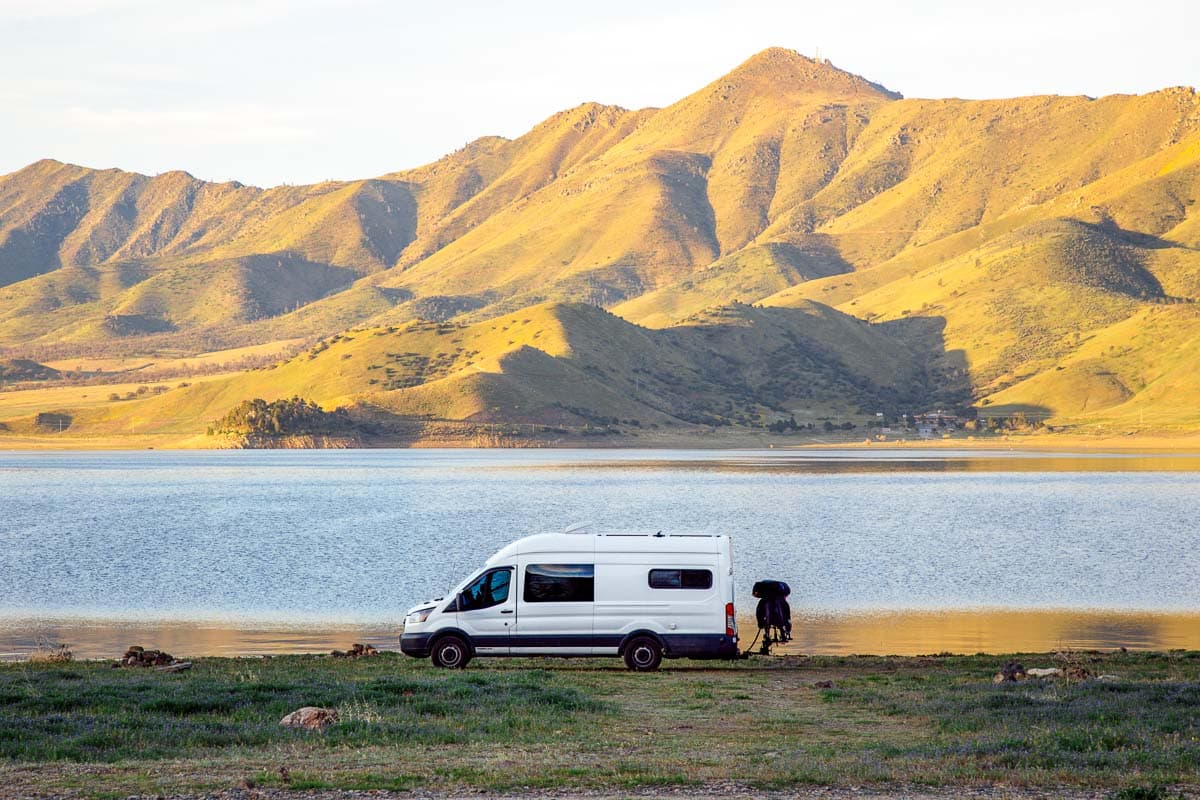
[[762, 214, 1200, 425], [0, 161, 424, 344], [380, 49, 898, 310], [0, 254, 359, 345], [2, 47, 1199, 433], [42, 301, 927, 437], [788, 89, 1200, 266], [613, 239, 852, 328], [616, 87, 1200, 328], [389, 103, 653, 264], [985, 304, 1200, 429], [0, 161, 418, 278]]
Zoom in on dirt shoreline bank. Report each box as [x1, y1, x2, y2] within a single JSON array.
[[3, 429, 1200, 452]]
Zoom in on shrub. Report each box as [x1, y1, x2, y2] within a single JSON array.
[[209, 396, 355, 437]]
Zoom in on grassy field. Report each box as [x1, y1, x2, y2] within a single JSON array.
[[1, 651, 1198, 798]]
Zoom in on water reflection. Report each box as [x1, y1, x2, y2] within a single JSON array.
[[544, 449, 1200, 474], [4, 609, 1198, 661], [781, 609, 1200, 655]]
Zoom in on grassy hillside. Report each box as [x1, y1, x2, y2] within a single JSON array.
[[0, 301, 934, 444], [1, 48, 1198, 438]]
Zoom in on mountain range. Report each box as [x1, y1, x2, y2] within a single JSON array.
[[2, 47, 1198, 442]]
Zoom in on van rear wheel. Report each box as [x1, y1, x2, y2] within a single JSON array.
[[430, 635, 471, 669], [623, 636, 662, 672]]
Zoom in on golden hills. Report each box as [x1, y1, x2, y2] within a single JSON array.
[[20, 301, 926, 444], [1, 47, 1198, 442]]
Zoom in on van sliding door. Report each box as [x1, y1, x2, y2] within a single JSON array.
[[512, 563, 594, 655]]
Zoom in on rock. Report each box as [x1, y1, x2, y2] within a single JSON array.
[[994, 661, 1027, 682], [812, 680, 835, 689], [115, 644, 184, 669], [280, 706, 340, 731], [1027, 667, 1062, 678], [1096, 674, 1121, 681], [330, 643, 379, 659]]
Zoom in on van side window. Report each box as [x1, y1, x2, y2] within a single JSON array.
[[648, 569, 713, 589], [524, 564, 594, 603], [458, 567, 512, 611]]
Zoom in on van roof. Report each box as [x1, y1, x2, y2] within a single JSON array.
[[485, 531, 728, 564]]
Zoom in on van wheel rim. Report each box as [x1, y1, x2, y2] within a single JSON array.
[[442, 645, 462, 666], [633, 645, 654, 666]]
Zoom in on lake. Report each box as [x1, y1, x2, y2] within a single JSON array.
[[2, 448, 1199, 659]]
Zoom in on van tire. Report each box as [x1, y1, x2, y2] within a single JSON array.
[[623, 636, 662, 672], [430, 635, 471, 669]]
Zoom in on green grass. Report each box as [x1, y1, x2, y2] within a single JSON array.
[[1, 651, 1199, 797], [0, 656, 601, 762]]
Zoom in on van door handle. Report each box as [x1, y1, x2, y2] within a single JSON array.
[[500, 609, 514, 614]]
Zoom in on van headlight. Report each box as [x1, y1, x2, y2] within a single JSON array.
[[405, 607, 435, 625]]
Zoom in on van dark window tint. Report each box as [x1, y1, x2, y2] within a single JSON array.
[[524, 563, 594, 603], [648, 569, 713, 590], [458, 568, 512, 611]]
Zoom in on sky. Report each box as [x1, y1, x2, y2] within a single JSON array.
[[2, 0, 1197, 187]]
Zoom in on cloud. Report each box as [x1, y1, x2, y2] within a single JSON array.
[[0, 0, 140, 20], [64, 105, 316, 144]]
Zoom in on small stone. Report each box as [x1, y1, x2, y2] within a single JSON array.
[[996, 661, 1026, 681], [280, 706, 339, 731]]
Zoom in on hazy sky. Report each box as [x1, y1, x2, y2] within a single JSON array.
[[2, 0, 1197, 187]]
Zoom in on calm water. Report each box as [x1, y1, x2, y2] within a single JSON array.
[[2, 448, 1199, 658]]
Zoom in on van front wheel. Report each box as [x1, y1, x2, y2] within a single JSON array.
[[623, 636, 662, 672], [430, 635, 471, 669]]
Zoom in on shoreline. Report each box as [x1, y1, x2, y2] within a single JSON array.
[[7, 607, 1200, 661], [3, 430, 1200, 452]]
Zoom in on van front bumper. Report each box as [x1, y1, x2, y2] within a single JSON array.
[[400, 632, 433, 658]]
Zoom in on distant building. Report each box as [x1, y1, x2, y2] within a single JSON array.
[[912, 411, 963, 429]]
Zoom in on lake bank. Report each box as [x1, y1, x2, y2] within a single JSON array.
[[6, 608, 1200, 662], [3, 651, 1198, 798], [4, 426, 1200, 451]]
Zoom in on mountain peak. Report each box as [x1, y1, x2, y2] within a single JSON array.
[[723, 47, 902, 101]]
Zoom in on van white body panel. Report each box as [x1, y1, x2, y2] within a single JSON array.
[[401, 531, 738, 663]]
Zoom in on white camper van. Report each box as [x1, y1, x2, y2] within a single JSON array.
[[400, 530, 738, 670]]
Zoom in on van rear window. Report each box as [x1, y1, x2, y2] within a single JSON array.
[[648, 569, 713, 589], [524, 564, 595, 603]]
